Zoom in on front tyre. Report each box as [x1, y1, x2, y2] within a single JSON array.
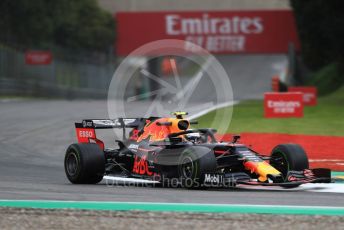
[[178, 146, 217, 189], [64, 143, 105, 184], [270, 144, 309, 188]]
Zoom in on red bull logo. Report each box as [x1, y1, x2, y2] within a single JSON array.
[[137, 118, 189, 142]]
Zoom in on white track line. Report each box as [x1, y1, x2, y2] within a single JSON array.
[[238, 183, 344, 193], [188, 101, 238, 120], [104, 176, 159, 184], [104, 176, 344, 194], [310, 159, 344, 162]]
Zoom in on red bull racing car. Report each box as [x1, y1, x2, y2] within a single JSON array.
[[64, 112, 331, 188]]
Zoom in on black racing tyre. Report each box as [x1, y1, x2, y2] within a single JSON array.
[[270, 144, 309, 188], [178, 146, 217, 189], [64, 143, 105, 184]]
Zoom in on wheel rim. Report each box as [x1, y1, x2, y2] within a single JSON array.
[[181, 156, 194, 179], [270, 151, 289, 178], [66, 152, 78, 176]]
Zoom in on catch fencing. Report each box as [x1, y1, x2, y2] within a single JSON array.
[[0, 43, 117, 98]]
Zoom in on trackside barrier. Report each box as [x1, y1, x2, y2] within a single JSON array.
[[288, 86, 317, 106], [0, 43, 116, 98]]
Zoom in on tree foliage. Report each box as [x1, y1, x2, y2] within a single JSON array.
[[290, 0, 344, 70], [0, 0, 115, 51]]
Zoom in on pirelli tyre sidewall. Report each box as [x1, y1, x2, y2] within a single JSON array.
[[64, 143, 105, 184], [178, 146, 217, 189], [270, 144, 309, 187]]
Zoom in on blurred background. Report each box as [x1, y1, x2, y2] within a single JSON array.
[[0, 0, 342, 99]]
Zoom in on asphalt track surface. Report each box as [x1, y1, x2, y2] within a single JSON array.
[[0, 99, 343, 207], [0, 55, 343, 208]]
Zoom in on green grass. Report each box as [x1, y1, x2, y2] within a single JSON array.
[[197, 86, 344, 136]]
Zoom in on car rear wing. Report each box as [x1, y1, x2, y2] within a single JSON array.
[[75, 118, 145, 129], [74, 118, 146, 147]]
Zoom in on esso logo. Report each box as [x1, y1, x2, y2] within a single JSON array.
[[79, 130, 93, 138]]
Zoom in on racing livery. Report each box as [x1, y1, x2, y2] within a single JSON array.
[[64, 112, 331, 188]]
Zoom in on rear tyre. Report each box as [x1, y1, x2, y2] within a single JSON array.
[[178, 146, 217, 189], [270, 144, 309, 188], [64, 143, 105, 184]]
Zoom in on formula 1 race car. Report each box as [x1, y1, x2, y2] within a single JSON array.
[[64, 112, 331, 188]]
